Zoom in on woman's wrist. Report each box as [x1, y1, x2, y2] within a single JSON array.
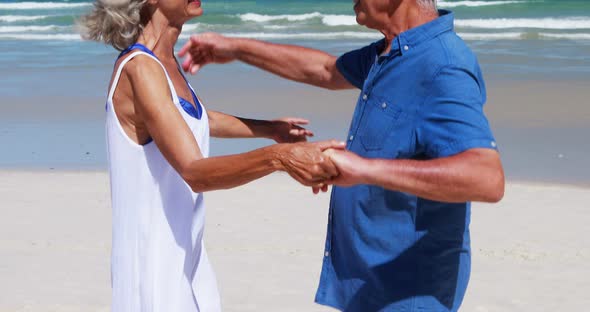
[[248, 118, 276, 139], [266, 144, 287, 171]]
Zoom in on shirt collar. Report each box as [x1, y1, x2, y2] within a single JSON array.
[[378, 9, 454, 58]]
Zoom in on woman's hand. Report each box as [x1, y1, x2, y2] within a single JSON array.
[[275, 140, 345, 187], [269, 117, 314, 143]]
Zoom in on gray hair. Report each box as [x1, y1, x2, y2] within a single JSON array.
[[78, 0, 148, 51], [417, 0, 437, 10]]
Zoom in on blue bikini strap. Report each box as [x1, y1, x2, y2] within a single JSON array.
[[118, 43, 156, 59]]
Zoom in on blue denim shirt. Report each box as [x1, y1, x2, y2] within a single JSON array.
[[314, 10, 497, 312]]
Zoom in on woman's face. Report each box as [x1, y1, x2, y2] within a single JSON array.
[[156, 0, 204, 24], [185, 0, 203, 18]]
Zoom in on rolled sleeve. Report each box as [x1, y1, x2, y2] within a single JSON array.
[[418, 66, 498, 158], [336, 41, 380, 89]]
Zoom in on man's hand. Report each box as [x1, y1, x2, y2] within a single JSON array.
[[311, 149, 369, 194], [178, 33, 237, 74], [323, 149, 369, 187], [269, 117, 314, 143], [276, 140, 345, 187]]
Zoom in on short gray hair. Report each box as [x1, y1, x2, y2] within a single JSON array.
[[78, 0, 148, 51], [417, 0, 437, 10]]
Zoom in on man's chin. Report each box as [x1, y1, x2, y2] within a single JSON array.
[[355, 14, 365, 26]]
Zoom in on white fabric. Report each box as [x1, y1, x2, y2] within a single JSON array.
[[106, 51, 221, 312]]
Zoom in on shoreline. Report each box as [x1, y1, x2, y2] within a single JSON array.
[[1, 78, 589, 184]]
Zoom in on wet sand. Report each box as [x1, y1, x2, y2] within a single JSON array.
[[1, 77, 589, 184]]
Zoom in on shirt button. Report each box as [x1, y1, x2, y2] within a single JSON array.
[[325, 251, 330, 257], [381, 102, 387, 109], [404, 45, 409, 51], [362, 94, 368, 100], [349, 135, 354, 141]]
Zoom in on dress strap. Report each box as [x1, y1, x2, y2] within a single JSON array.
[[107, 51, 180, 106], [113, 43, 202, 120]]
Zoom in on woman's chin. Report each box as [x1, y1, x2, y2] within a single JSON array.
[[186, 8, 204, 19]]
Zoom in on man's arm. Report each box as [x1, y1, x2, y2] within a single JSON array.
[[208, 110, 313, 143], [178, 33, 354, 90], [324, 148, 504, 203]]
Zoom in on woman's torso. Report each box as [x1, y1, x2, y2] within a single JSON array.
[[106, 46, 220, 312]]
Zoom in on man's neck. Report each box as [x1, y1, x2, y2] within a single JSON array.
[[379, 2, 438, 55]]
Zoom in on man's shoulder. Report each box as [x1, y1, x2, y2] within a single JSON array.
[[414, 32, 482, 82], [435, 32, 480, 69], [341, 39, 383, 60]]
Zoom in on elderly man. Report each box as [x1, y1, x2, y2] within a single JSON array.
[[180, 0, 504, 311]]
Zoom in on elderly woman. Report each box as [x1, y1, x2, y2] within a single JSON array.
[[79, 0, 342, 310]]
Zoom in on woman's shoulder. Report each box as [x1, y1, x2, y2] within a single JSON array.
[[116, 51, 167, 84]]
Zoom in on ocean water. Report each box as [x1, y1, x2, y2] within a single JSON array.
[[0, 0, 589, 77], [0, 0, 589, 184]]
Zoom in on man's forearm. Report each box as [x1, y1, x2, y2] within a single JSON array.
[[360, 149, 505, 203]]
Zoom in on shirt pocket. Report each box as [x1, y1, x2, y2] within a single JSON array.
[[358, 97, 402, 151]]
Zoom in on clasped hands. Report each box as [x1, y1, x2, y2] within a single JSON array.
[[266, 118, 366, 193]]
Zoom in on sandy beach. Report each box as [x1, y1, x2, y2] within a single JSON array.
[[0, 170, 588, 311], [2, 0, 589, 310]]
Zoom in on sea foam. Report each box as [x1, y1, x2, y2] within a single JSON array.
[[458, 32, 524, 40], [0, 15, 48, 22], [539, 33, 590, 40], [438, 0, 523, 8], [0, 2, 90, 10], [456, 17, 590, 30], [321, 15, 357, 26], [0, 25, 64, 33], [0, 33, 80, 40], [238, 12, 322, 23]]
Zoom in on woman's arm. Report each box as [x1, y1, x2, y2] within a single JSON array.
[[126, 55, 343, 192], [208, 110, 313, 143]]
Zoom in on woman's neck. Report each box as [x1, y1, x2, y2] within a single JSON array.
[[137, 11, 182, 62]]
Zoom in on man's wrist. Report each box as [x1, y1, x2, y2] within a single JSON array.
[[231, 38, 248, 60], [359, 157, 378, 185]]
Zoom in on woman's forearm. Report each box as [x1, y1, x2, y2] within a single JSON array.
[[181, 145, 282, 192], [181, 140, 344, 193], [208, 110, 273, 139]]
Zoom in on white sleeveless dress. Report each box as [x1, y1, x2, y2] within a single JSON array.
[[106, 51, 221, 312]]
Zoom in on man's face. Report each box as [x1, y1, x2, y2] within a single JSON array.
[[353, 0, 399, 28]]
